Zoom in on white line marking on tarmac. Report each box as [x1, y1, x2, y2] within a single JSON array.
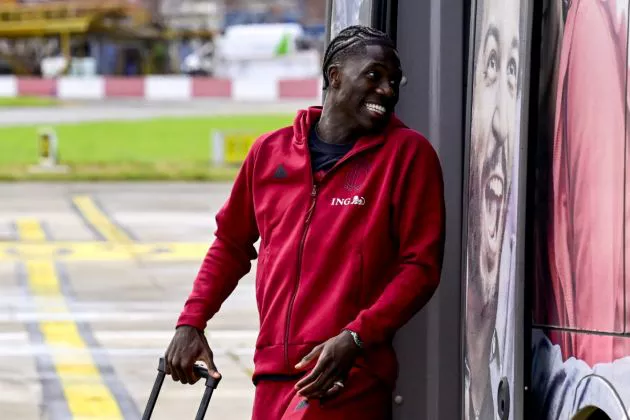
[[0, 345, 255, 357], [0, 299, 256, 311], [0, 312, 182, 322], [0, 330, 258, 342], [0, 312, 259, 323], [0, 332, 27, 341], [99, 330, 258, 340]]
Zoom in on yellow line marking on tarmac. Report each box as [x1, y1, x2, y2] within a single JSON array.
[[225, 349, 255, 378], [72, 195, 132, 244], [15, 219, 46, 242], [0, 242, 209, 261], [27, 258, 61, 295], [18, 221, 124, 419]]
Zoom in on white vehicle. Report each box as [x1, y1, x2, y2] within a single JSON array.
[[184, 23, 319, 80]]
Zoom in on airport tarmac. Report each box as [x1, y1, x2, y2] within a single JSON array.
[[0, 182, 259, 419], [0, 99, 313, 126]]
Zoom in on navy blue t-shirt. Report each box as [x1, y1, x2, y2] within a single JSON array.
[[308, 124, 354, 172]]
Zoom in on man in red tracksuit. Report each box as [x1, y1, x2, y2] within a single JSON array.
[[164, 25, 446, 419]]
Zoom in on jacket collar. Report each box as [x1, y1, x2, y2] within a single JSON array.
[[292, 106, 407, 151]]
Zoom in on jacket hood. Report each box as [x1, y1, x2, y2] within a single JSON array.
[[292, 106, 408, 145]]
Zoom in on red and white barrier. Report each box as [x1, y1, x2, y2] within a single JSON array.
[[0, 75, 323, 101], [0, 77, 18, 97]]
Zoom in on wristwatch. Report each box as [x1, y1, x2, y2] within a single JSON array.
[[345, 329, 363, 349]]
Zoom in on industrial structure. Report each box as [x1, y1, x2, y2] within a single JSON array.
[[0, 0, 325, 76]]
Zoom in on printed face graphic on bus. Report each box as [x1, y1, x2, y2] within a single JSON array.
[[468, 0, 519, 315]]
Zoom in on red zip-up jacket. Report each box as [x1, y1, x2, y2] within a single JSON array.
[[177, 106, 446, 389]]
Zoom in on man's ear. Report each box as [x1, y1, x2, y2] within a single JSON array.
[[328, 65, 342, 89]]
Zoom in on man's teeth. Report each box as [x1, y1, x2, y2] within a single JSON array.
[[489, 177, 503, 198], [366, 103, 386, 114]]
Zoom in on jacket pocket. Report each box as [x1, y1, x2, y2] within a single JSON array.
[[256, 247, 270, 315], [355, 249, 365, 309]]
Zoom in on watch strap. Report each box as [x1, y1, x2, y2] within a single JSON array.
[[344, 329, 363, 349]]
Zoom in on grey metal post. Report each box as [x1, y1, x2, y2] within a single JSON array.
[[392, 0, 465, 419]]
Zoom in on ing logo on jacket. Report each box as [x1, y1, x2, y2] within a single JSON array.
[[330, 195, 366, 206]]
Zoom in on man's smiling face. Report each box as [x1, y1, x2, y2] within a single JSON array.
[[467, 0, 519, 315]]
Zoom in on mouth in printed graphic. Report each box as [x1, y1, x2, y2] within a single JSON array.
[[484, 175, 504, 242], [480, 144, 507, 275]]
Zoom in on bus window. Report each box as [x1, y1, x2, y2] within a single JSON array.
[[532, 0, 629, 361], [329, 0, 374, 40], [530, 0, 630, 418]]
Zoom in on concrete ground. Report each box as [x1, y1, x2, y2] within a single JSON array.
[[0, 182, 259, 419]]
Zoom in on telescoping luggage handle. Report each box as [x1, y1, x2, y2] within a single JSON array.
[[141, 357, 221, 420]]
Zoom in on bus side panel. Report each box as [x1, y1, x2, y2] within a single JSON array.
[[461, 0, 532, 419], [530, 0, 630, 418]]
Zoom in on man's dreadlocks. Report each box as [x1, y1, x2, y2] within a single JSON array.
[[322, 25, 397, 90]]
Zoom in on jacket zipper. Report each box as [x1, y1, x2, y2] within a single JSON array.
[[281, 142, 378, 369], [284, 183, 318, 370]]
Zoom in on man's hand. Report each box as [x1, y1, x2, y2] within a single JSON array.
[[164, 325, 221, 384], [294, 330, 361, 400]]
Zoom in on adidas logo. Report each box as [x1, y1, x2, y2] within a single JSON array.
[[274, 164, 288, 179]]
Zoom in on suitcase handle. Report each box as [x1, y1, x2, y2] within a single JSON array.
[[142, 357, 222, 420], [158, 357, 221, 388]]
